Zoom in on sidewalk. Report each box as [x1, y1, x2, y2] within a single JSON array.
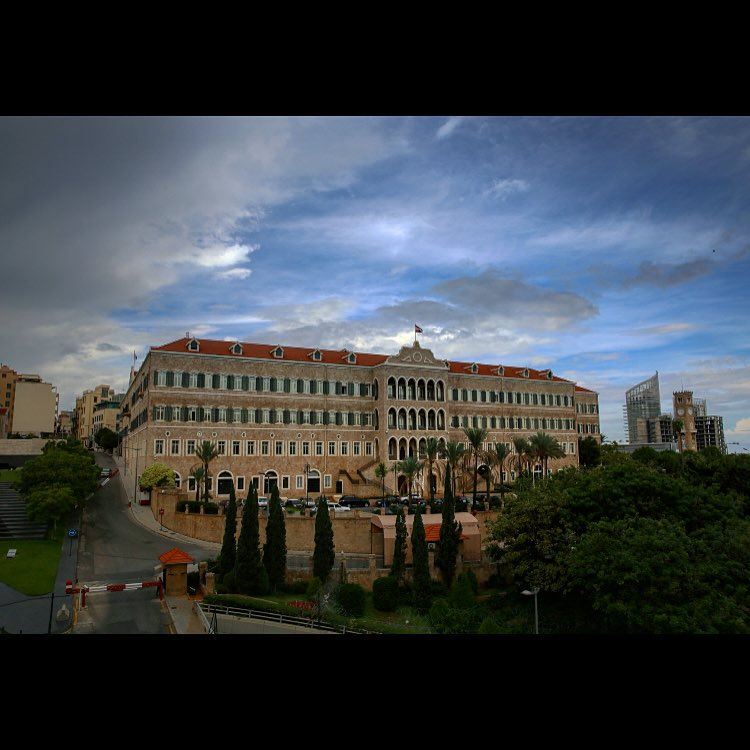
[[165, 595, 207, 634], [113, 454, 220, 553]]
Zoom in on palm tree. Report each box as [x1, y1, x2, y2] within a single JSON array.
[[423, 437, 440, 504], [442, 440, 465, 498], [512, 437, 530, 482], [487, 442, 511, 507], [189, 465, 205, 502], [374, 461, 388, 504], [463, 427, 488, 507], [195, 440, 219, 502], [397, 456, 424, 501], [529, 431, 565, 480]]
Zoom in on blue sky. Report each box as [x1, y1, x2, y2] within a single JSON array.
[[1, 116, 748, 449]]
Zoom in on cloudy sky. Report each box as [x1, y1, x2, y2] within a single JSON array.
[[1, 116, 749, 450]]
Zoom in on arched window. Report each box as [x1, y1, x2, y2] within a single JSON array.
[[437, 409, 445, 430], [408, 438, 417, 458], [407, 379, 416, 400], [217, 470, 233, 496], [173, 472, 181, 488], [389, 437, 397, 460], [428, 409, 436, 430], [397, 378, 406, 399], [418, 409, 426, 430], [399, 438, 407, 460], [418, 437, 427, 458], [388, 408, 397, 428], [263, 470, 278, 495], [398, 409, 407, 430], [387, 377, 396, 399], [427, 379, 435, 400], [436, 381, 445, 401], [408, 409, 417, 430], [417, 379, 426, 400]]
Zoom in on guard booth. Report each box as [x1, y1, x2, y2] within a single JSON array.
[[158, 548, 195, 597]]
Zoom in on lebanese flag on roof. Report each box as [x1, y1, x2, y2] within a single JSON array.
[[414, 324, 423, 333]]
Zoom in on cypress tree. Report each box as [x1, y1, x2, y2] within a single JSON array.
[[235, 484, 263, 594], [313, 496, 335, 583], [436, 463, 462, 588], [263, 483, 287, 592], [391, 506, 407, 584], [217, 480, 237, 577], [411, 507, 432, 612]]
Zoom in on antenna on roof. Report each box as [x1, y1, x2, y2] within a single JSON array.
[[186, 331, 190, 339]]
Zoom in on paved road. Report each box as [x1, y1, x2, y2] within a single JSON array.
[[75, 453, 212, 634]]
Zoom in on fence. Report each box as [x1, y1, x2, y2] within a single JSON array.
[[196, 601, 379, 635]]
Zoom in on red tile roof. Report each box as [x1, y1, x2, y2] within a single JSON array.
[[575, 385, 596, 394], [424, 523, 469, 542], [151, 337, 584, 388], [158, 547, 195, 565]]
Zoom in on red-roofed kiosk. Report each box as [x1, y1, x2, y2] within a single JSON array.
[[158, 547, 195, 596]]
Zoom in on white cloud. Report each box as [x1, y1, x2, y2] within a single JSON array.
[[215, 267, 252, 280], [192, 244, 256, 269], [436, 117, 464, 140], [484, 178, 530, 200]]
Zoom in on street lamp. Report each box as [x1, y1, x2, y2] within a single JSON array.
[[522, 588, 540, 635]]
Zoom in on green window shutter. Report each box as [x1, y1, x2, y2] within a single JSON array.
[[227, 375, 234, 390], [153, 370, 159, 386], [164, 406, 172, 421], [197, 406, 204, 421], [336, 412, 342, 426], [242, 375, 249, 391], [182, 372, 189, 388], [256, 376, 263, 391], [323, 381, 329, 395], [283, 410, 290, 424], [152, 406, 158, 420], [256, 408, 262, 424], [269, 409, 276, 423], [197, 373, 205, 388], [227, 409, 234, 424], [165, 371, 173, 387], [359, 383, 365, 397], [284, 378, 291, 393], [270, 377, 277, 392], [297, 410, 304, 424], [181, 406, 188, 421], [297, 379, 304, 392], [241, 408, 248, 423], [348, 412, 355, 426], [348, 382, 355, 397], [212, 374, 220, 389], [310, 380, 317, 395], [211, 408, 218, 422]]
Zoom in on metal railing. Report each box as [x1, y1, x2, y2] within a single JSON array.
[[197, 601, 379, 635]]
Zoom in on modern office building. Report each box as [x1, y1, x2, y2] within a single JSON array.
[[624, 372, 662, 444], [119, 336, 600, 499]]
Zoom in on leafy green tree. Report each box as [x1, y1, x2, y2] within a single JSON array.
[[442, 440, 465, 498], [24, 484, 77, 530], [391, 506, 407, 584], [512, 437, 530, 480], [436, 463, 462, 588], [263, 483, 287, 592], [235, 485, 264, 594], [195, 440, 219, 501], [189, 465, 204, 502], [577, 436, 601, 468], [217, 480, 237, 577], [410, 507, 432, 612], [463, 426, 488, 505], [448, 572, 476, 609], [313, 496, 335, 583], [94, 427, 119, 452], [19, 446, 100, 504], [529, 431, 565, 478], [397, 455, 423, 499], [374, 461, 388, 502], [138, 462, 175, 491]]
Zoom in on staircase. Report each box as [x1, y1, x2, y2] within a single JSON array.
[[0, 482, 48, 540]]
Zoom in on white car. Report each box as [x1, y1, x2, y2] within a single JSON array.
[[257, 496, 269, 508], [327, 502, 351, 512]]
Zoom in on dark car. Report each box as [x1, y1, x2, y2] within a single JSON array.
[[284, 499, 304, 509], [374, 495, 401, 508], [339, 495, 370, 508]]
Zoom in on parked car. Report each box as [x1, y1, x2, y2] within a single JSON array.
[[257, 496, 269, 508], [327, 502, 350, 512], [100, 468, 111, 478], [338, 495, 370, 508], [284, 499, 304, 509]]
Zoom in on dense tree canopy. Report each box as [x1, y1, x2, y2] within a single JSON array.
[[486, 450, 750, 633], [138, 462, 176, 491]]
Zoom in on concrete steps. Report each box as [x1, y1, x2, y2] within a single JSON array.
[[0, 482, 48, 539]]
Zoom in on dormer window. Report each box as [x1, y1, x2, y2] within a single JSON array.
[[347, 352, 357, 364], [521, 368, 529, 378], [470, 363, 478, 374], [496, 366, 505, 376], [309, 349, 322, 362], [187, 338, 200, 352], [230, 342, 243, 356], [545, 370, 553, 380], [271, 346, 284, 359]]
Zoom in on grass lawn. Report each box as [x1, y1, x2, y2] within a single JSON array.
[[0, 468, 22, 485], [0, 533, 62, 596]]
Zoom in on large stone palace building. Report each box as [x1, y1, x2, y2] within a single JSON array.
[[119, 336, 600, 499]]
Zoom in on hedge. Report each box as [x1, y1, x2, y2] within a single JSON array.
[[372, 576, 399, 612], [336, 583, 366, 617]]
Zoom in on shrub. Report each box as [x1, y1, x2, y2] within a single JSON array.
[[139, 462, 176, 491], [176, 500, 188, 512], [372, 576, 399, 612], [203, 502, 219, 515], [464, 568, 479, 595], [428, 598, 482, 634], [448, 573, 476, 609], [336, 583, 366, 617], [187, 500, 201, 513], [478, 616, 503, 634], [306, 577, 322, 600], [280, 580, 308, 595]]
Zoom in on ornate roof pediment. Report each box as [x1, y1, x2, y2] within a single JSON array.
[[385, 342, 448, 369]]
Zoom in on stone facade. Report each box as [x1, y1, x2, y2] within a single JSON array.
[[120, 337, 600, 499]]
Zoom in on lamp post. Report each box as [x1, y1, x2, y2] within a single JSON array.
[[522, 588, 540, 634], [304, 462, 310, 500], [130, 446, 142, 505]]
